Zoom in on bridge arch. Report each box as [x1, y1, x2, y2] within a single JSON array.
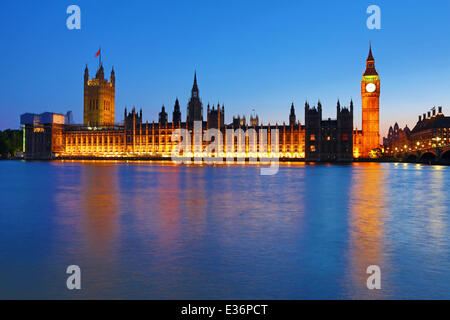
[[441, 150, 450, 162], [419, 152, 437, 163]]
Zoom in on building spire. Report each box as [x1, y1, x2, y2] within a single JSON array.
[[367, 41, 374, 61], [364, 42, 378, 76], [192, 71, 198, 92], [84, 64, 89, 84]]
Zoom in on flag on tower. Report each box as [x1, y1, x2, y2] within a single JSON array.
[[95, 47, 102, 68]]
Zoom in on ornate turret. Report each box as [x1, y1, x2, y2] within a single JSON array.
[[289, 103, 296, 126], [110, 66, 115, 86], [172, 98, 181, 124], [95, 64, 105, 80], [159, 105, 168, 125], [84, 65, 89, 84]]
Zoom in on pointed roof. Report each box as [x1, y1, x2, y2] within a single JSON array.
[[364, 43, 378, 76], [192, 71, 198, 92], [95, 64, 105, 79], [367, 44, 374, 61]]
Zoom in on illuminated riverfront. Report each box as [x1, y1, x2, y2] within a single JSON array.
[[20, 46, 382, 162], [17, 43, 450, 164]]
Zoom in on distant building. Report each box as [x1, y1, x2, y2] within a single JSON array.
[[65, 111, 74, 124], [384, 106, 450, 156], [20, 112, 66, 159], [410, 107, 450, 146], [20, 112, 66, 126], [250, 114, 259, 127], [232, 115, 246, 127], [383, 122, 411, 154]]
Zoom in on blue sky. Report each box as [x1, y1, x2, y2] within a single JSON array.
[[1, 0, 450, 136]]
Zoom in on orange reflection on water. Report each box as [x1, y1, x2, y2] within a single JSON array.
[[133, 165, 184, 248], [348, 163, 387, 299], [80, 163, 119, 260]]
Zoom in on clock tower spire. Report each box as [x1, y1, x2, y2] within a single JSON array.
[[361, 43, 380, 157]]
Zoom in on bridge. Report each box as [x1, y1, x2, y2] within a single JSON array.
[[398, 144, 450, 163]]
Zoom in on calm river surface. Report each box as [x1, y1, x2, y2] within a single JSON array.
[[0, 161, 449, 299]]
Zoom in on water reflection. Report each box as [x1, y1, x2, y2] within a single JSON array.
[[80, 164, 119, 257], [80, 164, 120, 296], [348, 163, 387, 299], [0, 161, 449, 299]]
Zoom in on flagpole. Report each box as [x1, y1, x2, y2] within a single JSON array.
[[99, 46, 102, 68]]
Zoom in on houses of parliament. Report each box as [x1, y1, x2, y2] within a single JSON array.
[[21, 46, 381, 161]]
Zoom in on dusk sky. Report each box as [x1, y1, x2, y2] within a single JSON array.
[[1, 0, 450, 136]]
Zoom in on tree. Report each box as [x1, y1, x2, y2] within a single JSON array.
[[0, 129, 23, 158]]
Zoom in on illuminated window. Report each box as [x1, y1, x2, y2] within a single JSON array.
[[310, 145, 316, 152], [327, 136, 331, 141], [342, 134, 348, 141], [310, 134, 316, 141]]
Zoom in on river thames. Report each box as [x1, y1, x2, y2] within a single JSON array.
[[0, 161, 449, 299]]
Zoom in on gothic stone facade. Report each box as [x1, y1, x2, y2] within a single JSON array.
[[305, 100, 354, 161], [23, 46, 384, 161]]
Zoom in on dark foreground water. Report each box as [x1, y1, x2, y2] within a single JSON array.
[[0, 161, 449, 299]]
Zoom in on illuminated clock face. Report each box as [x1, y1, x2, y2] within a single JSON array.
[[366, 83, 376, 93]]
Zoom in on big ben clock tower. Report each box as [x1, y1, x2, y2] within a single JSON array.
[[361, 44, 380, 157]]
